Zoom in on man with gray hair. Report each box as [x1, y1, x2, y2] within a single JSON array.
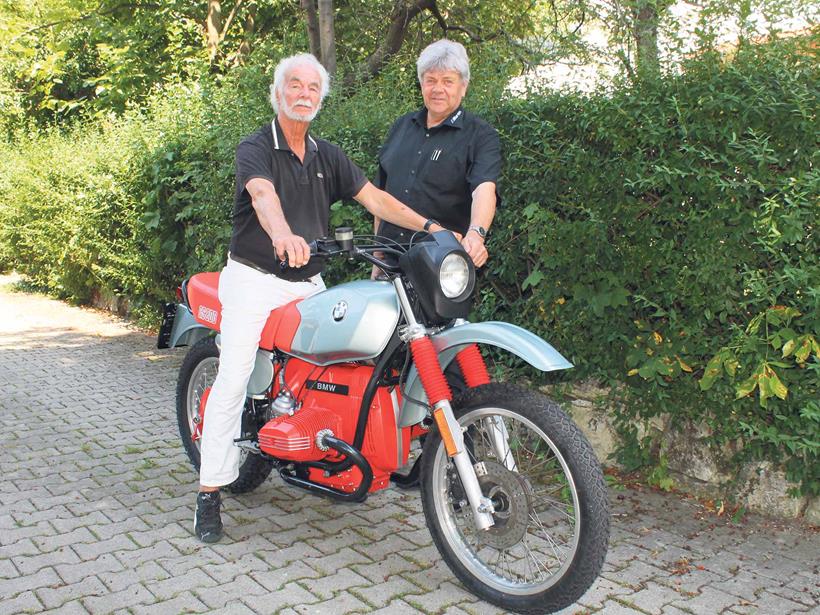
[[372, 39, 501, 272], [194, 52, 447, 543]]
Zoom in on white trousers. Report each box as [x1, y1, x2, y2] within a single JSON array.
[[199, 258, 325, 487]]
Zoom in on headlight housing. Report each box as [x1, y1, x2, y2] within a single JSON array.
[[399, 231, 475, 324], [440, 253, 470, 298]]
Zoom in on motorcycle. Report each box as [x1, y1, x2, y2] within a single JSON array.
[[157, 228, 609, 614]]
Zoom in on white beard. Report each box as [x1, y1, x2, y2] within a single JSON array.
[[283, 98, 319, 122]]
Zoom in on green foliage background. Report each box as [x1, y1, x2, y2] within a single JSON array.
[[0, 37, 817, 494]]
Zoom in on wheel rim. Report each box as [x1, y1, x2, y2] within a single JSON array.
[[186, 356, 219, 453], [431, 407, 582, 596]]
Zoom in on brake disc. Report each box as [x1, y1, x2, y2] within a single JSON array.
[[475, 460, 531, 550]]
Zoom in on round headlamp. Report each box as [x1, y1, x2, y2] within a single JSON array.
[[439, 252, 470, 298]]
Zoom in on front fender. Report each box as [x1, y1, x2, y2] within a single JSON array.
[[398, 321, 572, 427]]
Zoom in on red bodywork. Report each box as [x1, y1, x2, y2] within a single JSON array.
[[258, 359, 409, 492], [185, 271, 411, 494], [186, 272, 302, 351]]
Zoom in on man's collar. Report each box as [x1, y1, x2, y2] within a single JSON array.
[[271, 117, 319, 152], [412, 106, 465, 129]]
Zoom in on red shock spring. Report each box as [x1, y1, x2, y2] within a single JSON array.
[[410, 337, 452, 406], [456, 344, 490, 388]]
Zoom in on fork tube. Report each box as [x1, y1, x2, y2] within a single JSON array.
[[409, 336, 495, 531]]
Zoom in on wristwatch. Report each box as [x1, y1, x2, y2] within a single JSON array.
[[423, 219, 440, 232], [468, 225, 487, 239]]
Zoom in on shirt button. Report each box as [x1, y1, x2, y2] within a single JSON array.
[[425, 133, 430, 137], [404, 189, 409, 193], [411, 170, 415, 174], [417, 151, 422, 155]]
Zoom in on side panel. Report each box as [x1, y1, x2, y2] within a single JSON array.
[[288, 280, 400, 366], [398, 321, 573, 427], [163, 304, 211, 349]]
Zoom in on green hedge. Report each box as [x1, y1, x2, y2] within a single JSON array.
[[1, 38, 817, 494]]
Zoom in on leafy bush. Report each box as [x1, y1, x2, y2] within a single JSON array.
[[0, 36, 816, 493]]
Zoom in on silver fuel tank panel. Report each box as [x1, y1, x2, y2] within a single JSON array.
[[288, 280, 400, 365]]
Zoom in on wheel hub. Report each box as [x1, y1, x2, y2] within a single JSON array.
[[476, 460, 530, 549]]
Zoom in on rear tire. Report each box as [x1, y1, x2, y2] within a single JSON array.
[[420, 383, 609, 614], [176, 336, 273, 494]]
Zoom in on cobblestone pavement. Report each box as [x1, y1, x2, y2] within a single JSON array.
[[1, 275, 818, 615]]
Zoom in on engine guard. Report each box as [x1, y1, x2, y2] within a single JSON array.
[[398, 321, 573, 427]]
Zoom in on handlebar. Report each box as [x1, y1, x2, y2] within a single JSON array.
[[278, 229, 418, 276]]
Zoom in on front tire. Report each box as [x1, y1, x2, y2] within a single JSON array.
[[420, 383, 609, 614], [176, 336, 274, 494]]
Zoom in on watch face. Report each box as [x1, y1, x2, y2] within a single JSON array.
[[471, 226, 486, 238]]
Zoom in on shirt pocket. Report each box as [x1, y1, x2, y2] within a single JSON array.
[[424, 149, 468, 194]]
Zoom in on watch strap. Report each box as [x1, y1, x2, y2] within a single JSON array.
[[424, 218, 439, 232]]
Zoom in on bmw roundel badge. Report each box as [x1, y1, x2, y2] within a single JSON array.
[[332, 301, 348, 322]]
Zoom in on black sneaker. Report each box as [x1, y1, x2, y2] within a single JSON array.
[[194, 490, 223, 543]]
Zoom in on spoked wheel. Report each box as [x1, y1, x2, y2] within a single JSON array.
[[420, 383, 609, 614], [176, 336, 273, 494]]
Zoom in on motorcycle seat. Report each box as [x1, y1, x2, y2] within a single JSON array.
[[186, 272, 303, 352]]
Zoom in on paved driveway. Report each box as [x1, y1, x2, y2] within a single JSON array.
[[1, 275, 817, 614]]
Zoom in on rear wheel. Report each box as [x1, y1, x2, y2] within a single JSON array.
[[176, 336, 273, 494], [420, 383, 609, 614]]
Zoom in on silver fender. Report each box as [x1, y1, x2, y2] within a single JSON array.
[[398, 321, 573, 427], [166, 306, 270, 397]]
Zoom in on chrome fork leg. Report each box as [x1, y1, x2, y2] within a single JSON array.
[[434, 400, 495, 531], [484, 415, 518, 472]]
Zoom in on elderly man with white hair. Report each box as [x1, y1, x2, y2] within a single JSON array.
[[194, 52, 446, 543], [372, 39, 501, 272]]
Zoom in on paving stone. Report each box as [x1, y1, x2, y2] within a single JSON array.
[[144, 567, 217, 601], [403, 581, 483, 613], [80, 582, 155, 613], [670, 585, 750, 613], [750, 590, 814, 613], [350, 574, 424, 608], [14, 547, 81, 575], [1, 590, 44, 614], [359, 598, 425, 614], [292, 590, 371, 614], [55, 553, 125, 585], [249, 559, 323, 592], [297, 567, 371, 600], [98, 560, 171, 593], [35, 575, 108, 610], [39, 599, 90, 614], [129, 594, 210, 614], [241, 580, 322, 612], [195, 574, 270, 610], [627, 580, 687, 613]]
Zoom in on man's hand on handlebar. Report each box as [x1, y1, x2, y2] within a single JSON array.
[[273, 233, 311, 268]]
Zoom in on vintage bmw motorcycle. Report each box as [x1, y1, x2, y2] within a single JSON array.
[[158, 228, 609, 614]]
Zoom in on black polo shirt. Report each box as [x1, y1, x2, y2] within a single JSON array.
[[375, 106, 501, 243], [229, 118, 367, 281]]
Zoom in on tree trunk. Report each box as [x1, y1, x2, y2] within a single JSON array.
[[360, 0, 434, 83], [300, 0, 322, 61], [206, 0, 223, 63], [235, 6, 255, 65], [632, 0, 660, 80], [318, 0, 336, 75]]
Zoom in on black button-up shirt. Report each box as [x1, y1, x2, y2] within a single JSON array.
[[375, 106, 501, 243], [229, 118, 367, 281]]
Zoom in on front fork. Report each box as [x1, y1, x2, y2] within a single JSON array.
[[393, 281, 496, 530]]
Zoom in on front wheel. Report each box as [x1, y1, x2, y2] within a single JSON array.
[[420, 383, 610, 614], [176, 336, 274, 494]]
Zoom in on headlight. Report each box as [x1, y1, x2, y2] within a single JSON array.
[[439, 253, 470, 298]]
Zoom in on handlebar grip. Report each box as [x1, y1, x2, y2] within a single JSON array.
[[279, 240, 320, 271]]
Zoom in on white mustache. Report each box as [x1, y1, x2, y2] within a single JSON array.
[[293, 100, 313, 109]]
